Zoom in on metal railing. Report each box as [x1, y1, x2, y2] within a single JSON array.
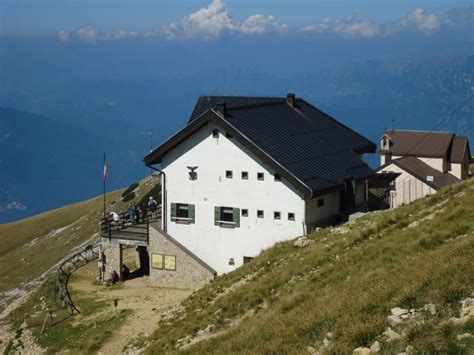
[[100, 206, 161, 243]]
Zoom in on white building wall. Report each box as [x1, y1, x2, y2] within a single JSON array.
[[450, 163, 463, 180], [379, 164, 435, 208], [161, 123, 307, 274], [418, 157, 444, 173], [305, 191, 340, 229]]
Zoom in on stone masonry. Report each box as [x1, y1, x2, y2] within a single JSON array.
[[149, 223, 216, 289], [102, 238, 123, 280]]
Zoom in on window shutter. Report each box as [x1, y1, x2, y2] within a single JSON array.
[[189, 204, 195, 223], [214, 206, 220, 226], [233, 208, 240, 228], [170, 203, 177, 218]]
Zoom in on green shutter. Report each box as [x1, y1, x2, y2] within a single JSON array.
[[170, 203, 177, 219], [189, 204, 195, 224], [214, 206, 220, 226], [233, 208, 240, 228]]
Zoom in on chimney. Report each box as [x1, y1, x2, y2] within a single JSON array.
[[286, 93, 295, 107], [215, 102, 226, 116]]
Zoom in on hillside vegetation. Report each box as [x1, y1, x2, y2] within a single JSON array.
[[135, 179, 474, 354]]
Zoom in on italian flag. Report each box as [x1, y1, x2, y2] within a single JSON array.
[[103, 153, 108, 181]]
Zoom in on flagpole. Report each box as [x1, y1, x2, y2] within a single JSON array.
[[103, 152, 106, 217]]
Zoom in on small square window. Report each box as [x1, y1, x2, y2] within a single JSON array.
[[226, 170, 233, 179], [317, 198, 325, 207], [221, 207, 234, 222], [257, 172, 264, 181], [274, 174, 281, 181], [257, 210, 264, 218], [177, 204, 189, 218], [288, 213, 295, 221], [229, 258, 235, 265], [242, 209, 248, 217], [274, 211, 281, 220], [212, 129, 219, 138], [241, 171, 248, 180]]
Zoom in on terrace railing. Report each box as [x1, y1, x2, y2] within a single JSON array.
[[100, 205, 161, 244]]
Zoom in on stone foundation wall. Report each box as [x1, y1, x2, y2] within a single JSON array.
[[101, 238, 123, 280], [148, 225, 216, 289]]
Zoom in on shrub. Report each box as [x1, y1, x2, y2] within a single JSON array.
[[122, 182, 139, 197], [138, 183, 161, 206], [122, 192, 135, 203]]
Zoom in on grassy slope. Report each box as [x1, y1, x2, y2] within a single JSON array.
[[0, 177, 157, 302], [142, 179, 474, 354]]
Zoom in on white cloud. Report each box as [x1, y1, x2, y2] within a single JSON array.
[[58, 30, 70, 42], [304, 18, 331, 33], [148, 0, 235, 39], [147, 0, 286, 39], [6, 201, 27, 211], [304, 16, 379, 38], [76, 26, 98, 43], [240, 14, 287, 34], [400, 8, 440, 33]]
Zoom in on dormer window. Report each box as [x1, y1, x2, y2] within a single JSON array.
[[381, 136, 391, 151]]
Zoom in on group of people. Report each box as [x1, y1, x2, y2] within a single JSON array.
[[125, 196, 159, 224]]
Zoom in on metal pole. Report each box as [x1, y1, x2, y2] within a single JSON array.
[[103, 152, 106, 217]]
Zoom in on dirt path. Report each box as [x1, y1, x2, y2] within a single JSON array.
[[70, 262, 191, 354]]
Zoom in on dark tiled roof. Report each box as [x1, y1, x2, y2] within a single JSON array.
[[189, 96, 284, 122], [389, 156, 460, 190], [384, 129, 454, 158], [450, 136, 470, 163], [146, 95, 376, 197]]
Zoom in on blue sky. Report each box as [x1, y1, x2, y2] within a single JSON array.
[[1, 0, 472, 37]]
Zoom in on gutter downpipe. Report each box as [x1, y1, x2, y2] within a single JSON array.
[[148, 165, 167, 233]]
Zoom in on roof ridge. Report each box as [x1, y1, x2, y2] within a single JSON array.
[[226, 100, 287, 112]]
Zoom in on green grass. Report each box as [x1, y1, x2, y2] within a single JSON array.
[[141, 179, 474, 354]]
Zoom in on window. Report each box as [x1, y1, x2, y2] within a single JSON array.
[[229, 258, 235, 266], [317, 198, 325, 207], [226, 170, 233, 179], [257, 172, 264, 181], [215, 206, 240, 227], [274, 211, 281, 220], [257, 210, 264, 218], [243, 256, 254, 264], [164, 255, 176, 271], [177, 204, 189, 218], [241, 171, 248, 180], [274, 174, 282, 181], [221, 207, 234, 222], [152, 254, 176, 271], [212, 129, 219, 138], [288, 212, 295, 221], [242, 209, 248, 217], [170, 203, 195, 223]]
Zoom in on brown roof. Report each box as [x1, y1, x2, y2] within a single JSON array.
[[449, 136, 470, 163], [384, 129, 454, 158], [387, 156, 460, 190]]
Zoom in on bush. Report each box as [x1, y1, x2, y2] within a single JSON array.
[[122, 182, 139, 198], [122, 192, 135, 203], [138, 183, 161, 206]]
